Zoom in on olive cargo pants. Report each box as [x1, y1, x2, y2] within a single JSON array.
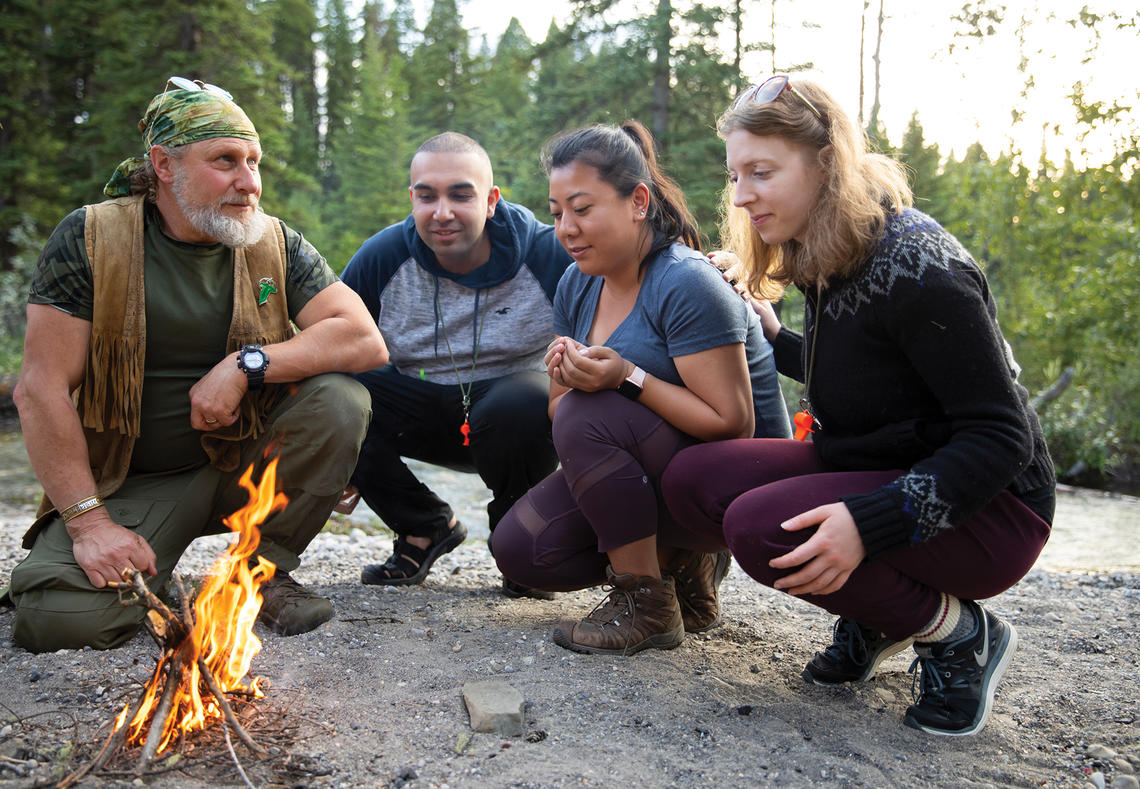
[[7, 374, 370, 652]]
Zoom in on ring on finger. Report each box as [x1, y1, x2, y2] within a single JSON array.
[[205, 417, 218, 424]]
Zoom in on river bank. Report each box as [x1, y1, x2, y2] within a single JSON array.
[[0, 434, 1138, 787]]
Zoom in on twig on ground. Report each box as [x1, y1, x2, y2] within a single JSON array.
[[223, 726, 257, 789], [57, 692, 145, 788]]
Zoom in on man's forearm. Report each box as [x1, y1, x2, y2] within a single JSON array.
[[262, 315, 387, 382]]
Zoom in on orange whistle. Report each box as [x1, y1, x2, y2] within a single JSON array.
[[460, 420, 471, 446], [793, 410, 815, 441]]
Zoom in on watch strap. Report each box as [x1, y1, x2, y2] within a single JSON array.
[[616, 365, 646, 400], [238, 344, 268, 391]]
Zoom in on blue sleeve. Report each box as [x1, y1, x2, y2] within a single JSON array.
[[658, 261, 748, 357], [340, 221, 412, 322], [520, 217, 572, 302]]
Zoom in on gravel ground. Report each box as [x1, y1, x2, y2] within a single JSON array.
[[1, 464, 1139, 788]]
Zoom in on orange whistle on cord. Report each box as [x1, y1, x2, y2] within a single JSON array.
[[793, 410, 815, 441], [460, 420, 471, 446]]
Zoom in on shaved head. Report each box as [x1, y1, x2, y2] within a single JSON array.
[[412, 132, 493, 189]]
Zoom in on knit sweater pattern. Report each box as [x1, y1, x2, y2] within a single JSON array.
[[770, 209, 1055, 559]]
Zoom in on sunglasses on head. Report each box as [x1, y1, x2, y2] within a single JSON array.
[[735, 75, 822, 121], [165, 76, 233, 100]]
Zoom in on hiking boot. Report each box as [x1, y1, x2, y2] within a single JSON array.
[[552, 567, 684, 656], [258, 571, 334, 636], [903, 600, 1018, 736], [502, 577, 556, 600], [669, 550, 732, 633], [803, 617, 915, 686]]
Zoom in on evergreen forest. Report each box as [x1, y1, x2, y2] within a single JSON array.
[[1, 0, 1138, 490]]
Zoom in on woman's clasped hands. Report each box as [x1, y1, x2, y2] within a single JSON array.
[[545, 335, 631, 392]]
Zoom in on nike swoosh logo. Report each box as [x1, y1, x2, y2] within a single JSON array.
[[973, 614, 990, 666]]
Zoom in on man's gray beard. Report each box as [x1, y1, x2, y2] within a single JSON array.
[[171, 169, 270, 248]]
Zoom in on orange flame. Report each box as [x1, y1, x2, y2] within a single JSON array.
[[123, 458, 288, 753]]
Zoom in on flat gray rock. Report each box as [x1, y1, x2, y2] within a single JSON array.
[[462, 679, 524, 736]]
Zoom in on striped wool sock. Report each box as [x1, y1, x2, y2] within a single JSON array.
[[913, 592, 976, 644]]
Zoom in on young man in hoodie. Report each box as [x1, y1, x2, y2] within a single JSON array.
[[341, 133, 571, 597]]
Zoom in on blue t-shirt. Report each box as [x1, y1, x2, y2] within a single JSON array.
[[553, 242, 790, 438]]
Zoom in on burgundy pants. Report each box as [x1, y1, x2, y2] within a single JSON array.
[[662, 439, 1051, 640], [491, 390, 725, 592]]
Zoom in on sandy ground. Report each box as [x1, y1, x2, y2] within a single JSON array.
[[0, 464, 1139, 788]]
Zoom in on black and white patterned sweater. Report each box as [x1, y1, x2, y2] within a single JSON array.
[[770, 208, 1055, 560]]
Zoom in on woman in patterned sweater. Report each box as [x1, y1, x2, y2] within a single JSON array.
[[662, 76, 1055, 737]]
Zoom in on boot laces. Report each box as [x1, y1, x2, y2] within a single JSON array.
[[581, 582, 647, 654], [583, 583, 636, 628]]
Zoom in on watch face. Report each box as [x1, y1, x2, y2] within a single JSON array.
[[242, 350, 265, 369]]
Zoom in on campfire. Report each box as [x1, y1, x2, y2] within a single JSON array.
[[62, 458, 287, 784]]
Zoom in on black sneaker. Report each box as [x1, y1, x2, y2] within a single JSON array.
[[903, 601, 1018, 736], [803, 617, 914, 686]]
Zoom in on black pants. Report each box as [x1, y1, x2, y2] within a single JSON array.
[[350, 365, 558, 539]]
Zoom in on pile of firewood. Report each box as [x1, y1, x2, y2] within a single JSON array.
[[58, 569, 266, 787]]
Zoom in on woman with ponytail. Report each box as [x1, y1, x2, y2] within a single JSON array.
[[491, 120, 789, 655]]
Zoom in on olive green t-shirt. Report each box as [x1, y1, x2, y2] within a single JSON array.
[[29, 204, 338, 473]]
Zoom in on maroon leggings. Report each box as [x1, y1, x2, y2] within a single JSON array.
[[491, 390, 725, 592], [662, 439, 1051, 640]]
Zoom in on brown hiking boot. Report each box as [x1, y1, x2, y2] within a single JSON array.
[[257, 571, 334, 636], [552, 567, 684, 656], [669, 550, 732, 633]]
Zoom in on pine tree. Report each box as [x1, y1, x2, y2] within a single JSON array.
[[324, 0, 414, 270], [476, 18, 541, 207], [269, 0, 321, 180], [322, 0, 357, 190], [407, 0, 471, 135]]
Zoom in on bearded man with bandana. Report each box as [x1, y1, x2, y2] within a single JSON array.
[[4, 78, 388, 651]]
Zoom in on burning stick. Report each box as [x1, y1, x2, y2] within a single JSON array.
[[67, 458, 288, 782], [136, 645, 190, 772], [198, 656, 267, 757]]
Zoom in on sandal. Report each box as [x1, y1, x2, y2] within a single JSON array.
[[360, 521, 467, 586]]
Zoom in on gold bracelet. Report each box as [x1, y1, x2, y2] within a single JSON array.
[[60, 496, 105, 523]]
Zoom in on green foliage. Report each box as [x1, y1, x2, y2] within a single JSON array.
[[0, 216, 41, 344], [2, 0, 1138, 487], [894, 106, 1140, 487], [0, 336, 24, 376]]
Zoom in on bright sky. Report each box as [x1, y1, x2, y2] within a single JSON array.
[[441, 0, 1136, 169]]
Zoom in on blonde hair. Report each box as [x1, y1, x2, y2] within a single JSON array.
[[716, 79, 912, 295]]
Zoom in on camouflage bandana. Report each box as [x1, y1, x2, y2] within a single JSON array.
[[103, 85, 259, 197]]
